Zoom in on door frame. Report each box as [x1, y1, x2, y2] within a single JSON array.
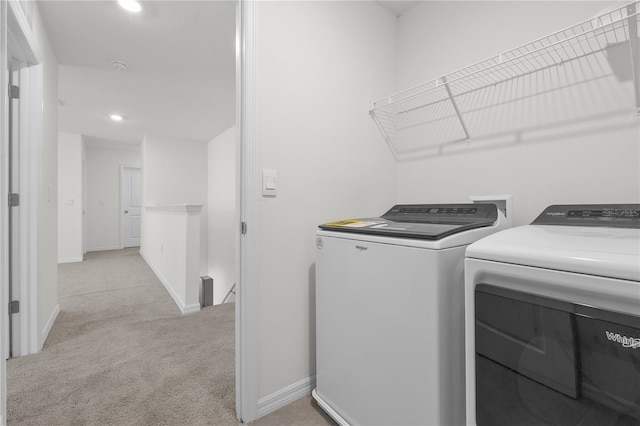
[[120, 165, 141, 249], [1, 0, 43, 422], [0, 1, 9, 421], [236, 0, 259, 422], [4, 0, 41, 359], [1, 1, 261, 424], [82, 156, 86, 254], [11, 56, 42, 359]]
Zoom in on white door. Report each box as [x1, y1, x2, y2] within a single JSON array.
[[121, 166, 141, 248]]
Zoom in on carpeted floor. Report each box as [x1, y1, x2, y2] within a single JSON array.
[[7, 248, 237, 425], [6, 248, 335, 426]]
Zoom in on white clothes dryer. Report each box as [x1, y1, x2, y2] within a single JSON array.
[[464, 204, 640, 426], [313, 204, 507, 426]]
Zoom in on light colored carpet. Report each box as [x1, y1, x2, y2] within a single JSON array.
[[7, 248, 237, 425]]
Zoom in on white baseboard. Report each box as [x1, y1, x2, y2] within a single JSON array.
[[42, 304, 60, 348], [58, 257, 83, 264], [257, 375, 316, 419], [85, 245, 122, 253], [139, 251, 199, 315], [183, 303, 201, 314], [312, 389, 349, 426]]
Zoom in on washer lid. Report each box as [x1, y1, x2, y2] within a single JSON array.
[[319, 203, 498, 240], [466, 224, 640, 281]]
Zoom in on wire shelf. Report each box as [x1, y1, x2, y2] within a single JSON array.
[[371, 1, 640, 159]]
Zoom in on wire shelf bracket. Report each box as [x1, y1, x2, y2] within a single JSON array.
[[441, 76, 471, 143]]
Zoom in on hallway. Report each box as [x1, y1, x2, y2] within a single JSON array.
[[7, 248, 236, 425]]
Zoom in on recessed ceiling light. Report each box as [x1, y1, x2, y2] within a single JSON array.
[[110, 114, 124, 121], [118, 0, 142, 13]]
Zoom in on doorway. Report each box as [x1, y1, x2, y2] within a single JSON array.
[[2, 0, 246, 423], [120, 166, 141, 248]]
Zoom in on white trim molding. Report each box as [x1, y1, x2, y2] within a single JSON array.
[[7, 0, 40, 66], [41, 304, 60, 348], [312, 389, 348, 426], [6, 1, 44, 360], [58, 257, 83, 264], [16, 62, 43, 358], [145, 204, 203, 214], [236, 0, 260, 423], [182, 303, 201, 315], [257, 375, 316, 419], [85, 245, 122, 253]]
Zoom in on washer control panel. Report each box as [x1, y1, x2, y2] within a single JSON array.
[[383, 203, 496, 224]]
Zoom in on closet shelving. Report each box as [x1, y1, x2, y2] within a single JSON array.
[[370, 1, 640, 159]]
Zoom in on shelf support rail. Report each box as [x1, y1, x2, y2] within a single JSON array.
[[440, 76, 471, 142], [627, 2, 640, 114], [369, 108, 400, 158]]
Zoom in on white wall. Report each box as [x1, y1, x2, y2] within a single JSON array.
[[85, 142, 140, 251], [33, 4, 59, 347], [57, 132, 82, 262], [142, 205, 203, 314], [254, 1, 397, 399], [394, 1, 640, 224], [207, 125, 235, 305], [141, 135, 208, 206], [140, 135, 208, 276]]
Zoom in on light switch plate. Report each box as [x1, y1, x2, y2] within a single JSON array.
[[262, 169, 277, 197]]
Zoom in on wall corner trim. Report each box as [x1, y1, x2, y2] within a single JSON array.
[[257, 375, 316, 419]]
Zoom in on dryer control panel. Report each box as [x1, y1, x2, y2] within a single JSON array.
[[533, 204, 640, 228]]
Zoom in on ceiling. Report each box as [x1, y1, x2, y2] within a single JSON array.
[[38, 1, 418, 147], [38, 1, 236, 145]]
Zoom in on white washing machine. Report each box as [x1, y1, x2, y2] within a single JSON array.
[[464, 204, 640, 426], [313, 204, 507, 426]]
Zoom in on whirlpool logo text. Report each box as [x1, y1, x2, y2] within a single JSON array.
[[605, 331, 640, 349]]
